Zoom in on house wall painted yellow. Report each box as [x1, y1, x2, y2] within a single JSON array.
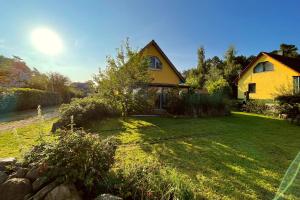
[[142, 43, 182, 85], [238, 54, 300, 99]]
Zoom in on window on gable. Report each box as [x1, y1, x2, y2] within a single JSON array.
[[253, 61, 274, 73], [264, 62, 274, 71], [149, 56, 162, 70], [293, 76, 300, 94], [253, 63, 264, 73], [248, 83, 256, 93]]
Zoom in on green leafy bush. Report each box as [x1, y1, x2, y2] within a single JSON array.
[[240, 100, 282, 117], [127, 89, 156, 115], [165, 89, 229, 117], [241, 100, 269, 114], [57, 96, 121, 129], [206, 78, 231, 96], [276, 95, 300, 124], [164, 89, 186, 115], [184, 92, 228, 116], [276, 95, 300, 104], [24, 130, 119, 191], [0, 87, 61, 113], [110, 161, 195, 200]]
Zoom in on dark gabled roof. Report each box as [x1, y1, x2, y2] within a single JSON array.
[[235, 52, 300, 83], [264, 52, 300, 73], [141, 40, 185, 82]]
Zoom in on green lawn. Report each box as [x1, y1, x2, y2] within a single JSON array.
[[86, 112, 300, 200], [0, 118, 56, 159], [1, 113, 300, 199]]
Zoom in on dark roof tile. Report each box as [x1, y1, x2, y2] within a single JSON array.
[[263, 52, 300, 73]]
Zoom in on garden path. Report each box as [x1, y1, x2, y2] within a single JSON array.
[[0, 106, 59, 132]]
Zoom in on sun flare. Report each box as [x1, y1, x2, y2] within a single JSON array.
[[31, 27, 63, 55]]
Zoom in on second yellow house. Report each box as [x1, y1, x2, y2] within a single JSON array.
[[236, 52, 300, 100]]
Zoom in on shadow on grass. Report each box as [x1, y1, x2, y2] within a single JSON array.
[[86, 113, 300, 199], [135, 114, 300, 199]]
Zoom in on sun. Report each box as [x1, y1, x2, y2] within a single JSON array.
[[31, 27, 63, 55]]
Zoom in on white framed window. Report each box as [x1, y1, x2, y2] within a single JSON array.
[[149, 56, 162, 70], [293, 76, 300, 94]]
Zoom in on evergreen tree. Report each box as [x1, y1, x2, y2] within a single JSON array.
[[223, 46, 241, 82], [223, 46, 242, 98], [271, 43, 300, 58], [197, 46, 208, 88]]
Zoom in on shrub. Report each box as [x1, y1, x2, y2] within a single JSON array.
[[206, 78, 231, 96], [276, 95, 300, 124], [276, 95, 300, 104], [57, 96, 121, 129], [127, 89, 156, 115], [164, 89, 186, 115], [184, 92, 228, 116], [239, 99, 282, 117], [165, 89, 229, 117], [0, 87, 61, 113], [23, 130, 119, 191], [241, 100, 269, 114], [110, 161, 195, 200]]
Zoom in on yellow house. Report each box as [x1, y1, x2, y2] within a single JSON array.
[[140, 40, 188, 108], [236, 52, 300, 100]]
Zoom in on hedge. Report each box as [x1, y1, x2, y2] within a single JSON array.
[[275, 95, 300, 104], [165, 90, 230, 117], [0, 88, 62, 113]]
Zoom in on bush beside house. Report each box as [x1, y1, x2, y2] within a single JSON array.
[[240, 100, 273, 115], [53, 96, 121, 131], [165, 89, 229, 117], [276, 95, 300, 124], [236, 95, 300, 125]]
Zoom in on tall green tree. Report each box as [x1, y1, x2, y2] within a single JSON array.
[[235, 55, 255, 70], [271, 43, 300, 58], [223, 46, 242, 97], [94, 39, 151, 116], [47, 72, 70, 93], [197, 46, 208, 88], [223, 46, 242, 82]]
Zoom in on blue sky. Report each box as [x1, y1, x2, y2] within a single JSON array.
[[1, 0, 300, 81]]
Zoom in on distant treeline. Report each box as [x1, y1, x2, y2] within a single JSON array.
[[0, 55, 94, 112]]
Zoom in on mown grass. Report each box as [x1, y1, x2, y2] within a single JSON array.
[[86, 112, 300, 200], [0, 118, 57, 159], [1, 112, 299, 199]]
